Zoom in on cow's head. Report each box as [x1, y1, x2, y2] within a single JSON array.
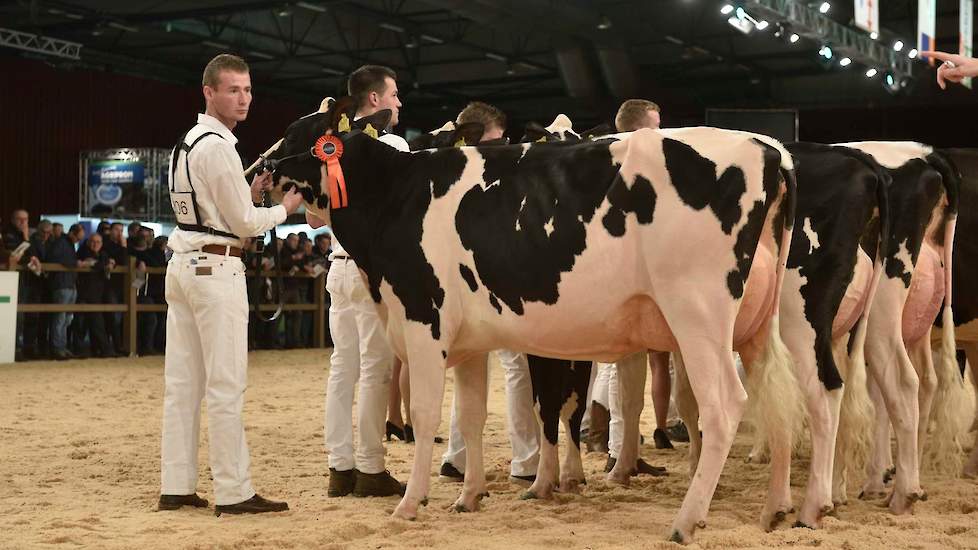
[[521, 114, 581, 143], [407, 120, 486, 151], [256, 96, 394, 225]]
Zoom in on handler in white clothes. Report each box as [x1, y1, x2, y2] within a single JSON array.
[[309, 64, 409, 498], [159, 54, 302, 515]]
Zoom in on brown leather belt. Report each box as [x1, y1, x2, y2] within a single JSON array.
[[200, 244, 243, 257]]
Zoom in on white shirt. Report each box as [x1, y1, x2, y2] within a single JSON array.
[[327, 130, 408, 262], [167, 113, 288, 253]]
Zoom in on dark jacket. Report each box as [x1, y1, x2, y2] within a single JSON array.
[[44, 236, 77, 291], [76, 245, 111, 303]]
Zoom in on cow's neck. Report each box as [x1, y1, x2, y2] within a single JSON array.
[[329, 135, 415, 282]]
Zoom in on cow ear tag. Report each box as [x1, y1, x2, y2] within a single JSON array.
[[363, 123, 379, 139], [454, 138, 466, 147], [314, 133, 348, 209], [338, 113, 351, 133], [536, 136, 547, 143]]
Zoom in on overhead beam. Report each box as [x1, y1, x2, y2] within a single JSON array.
[[0, 27, 82, 59]]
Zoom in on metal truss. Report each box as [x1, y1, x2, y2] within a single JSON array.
[[745, 0, 914, 78], [0, 27, 82, 60]]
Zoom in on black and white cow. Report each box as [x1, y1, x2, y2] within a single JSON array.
[[833, 142, 961, 513], [407, 121, 486, 151], [262, 97, 797, 543], [930, 148, 978, 478]]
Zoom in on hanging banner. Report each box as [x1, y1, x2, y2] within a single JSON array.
[[963, 0, 974, 88], [919, 0, 937, 65], [854, 0, 878, 34]]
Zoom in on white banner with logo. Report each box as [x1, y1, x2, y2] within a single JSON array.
[[919, 0, 937, 64], [0, 272, 18, 364], [854, 0, 878, 34], [963, 0, 974, 88]]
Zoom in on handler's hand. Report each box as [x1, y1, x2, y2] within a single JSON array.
[[282, 186, 303, 215], [251, 171, 274, 203]]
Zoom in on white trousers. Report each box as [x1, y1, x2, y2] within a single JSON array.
[[442, 350, 540, 476], [160, 251, 255, 506], [324, 258, 393, 474]]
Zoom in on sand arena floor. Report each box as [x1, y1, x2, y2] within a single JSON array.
[[1, 349, 977, 549]]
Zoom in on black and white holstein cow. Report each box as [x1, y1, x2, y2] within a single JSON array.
[[259, 96, 797, 543], [832, 142, 963, 513], [929, 148, 978, 477]]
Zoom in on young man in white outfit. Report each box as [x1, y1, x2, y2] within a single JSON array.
[[159, 54, 303, 515], [437, 102, 540, 485], [312, 65, 409, 498]]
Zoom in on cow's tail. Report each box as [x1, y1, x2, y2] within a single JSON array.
[[745, 158, 806, 454], [926, 152, 974, 474], [836, 147, 890, 476]]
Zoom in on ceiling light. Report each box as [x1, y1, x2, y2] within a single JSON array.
[[908, 48, 919, 59], [893, 40, 904, 52], [485, 52, 507, 62], [839, 56, 852, 67], [870, 31, 879, 40], [420, 34, 444, 44], [378, 22, 405, 33], [819, 2, 830, 14], [755, 20, 769, 30], [721, 4, 735, 15], [789, 33, 800, 43], [296, 1, 328, 12], [865, 67, 878, 77], [597, 15, 612, 30]]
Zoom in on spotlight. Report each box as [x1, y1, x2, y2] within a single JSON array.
[[893, 40, 904, 52], [839, 56, 852, 67], [865, 67, 878, 78], [597, 15, 612, 30], [721, 4, 735, 15], [819, 2, 830, 13], [755, 20, 769, 30], [870, 31, 879, 40], [908, 48, 919, 59], [275, 6, 292, 17], [883, 72, 902, 94], [789, 33, 800, 43], [819, 45, 833, 59]]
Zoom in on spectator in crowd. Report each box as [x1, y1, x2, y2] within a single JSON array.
[[244, 237, 279, 350], [300, 238, 317, 346], [130, 233, 166, 355], [44, 221, 80, 360], [279, 233, 306, 349], [150, 235, 169, 351], [104, 222, 129, 355], [52, 223, 64, 240], [76, 232, 116, 358], [3, 209, 31, 250], [127, 221, 143, 253], [309, 233, 333, 347]]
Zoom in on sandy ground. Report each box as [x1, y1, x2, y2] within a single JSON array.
[[1, 350, 977, 550]]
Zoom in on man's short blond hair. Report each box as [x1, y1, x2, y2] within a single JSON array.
[[202, 54, 250, 88], [457, 101, 507, 131], [615, 99, 661, 132]]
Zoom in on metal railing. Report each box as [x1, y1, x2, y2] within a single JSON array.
[[14, 257, 328, 355]]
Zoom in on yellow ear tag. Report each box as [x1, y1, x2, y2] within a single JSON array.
[[338, 113, 351, 133], [536, 136, 547, 143], [364, 123, 379, 139], [454, 138, 466, 147]]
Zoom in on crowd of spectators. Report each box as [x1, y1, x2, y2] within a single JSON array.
[[1, 209, 332, 361]]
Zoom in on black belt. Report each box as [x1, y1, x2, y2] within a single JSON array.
[[332, 255, 349, 260]]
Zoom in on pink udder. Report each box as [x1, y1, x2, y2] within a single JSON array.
[[902, 244, 945, 344]]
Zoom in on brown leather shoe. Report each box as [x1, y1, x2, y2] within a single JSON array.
[[158, 493, 209, 511], [353, 470, 406, 497], [214, 494, 289, 516], [328, 468, 357, 497]]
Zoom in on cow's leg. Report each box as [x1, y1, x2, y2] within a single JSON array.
[[669, 332, 745, 544], [392, 338, 447, 521], [607, 352, 647, 486], [832, 324, 875, 508], [451, 352, 490, 512], [559, 360, 591, 493], [907, 336, 937, 472], [864, 301, 924, 514], [861, 374, 894, 498], [673, 353, 701, 475], [523, 355, 564, 500], [965, 344, 978, 478]]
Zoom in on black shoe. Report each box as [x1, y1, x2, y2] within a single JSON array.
[[653, 428, 675, 450], [214, 494, 289, 516], [328, 468, 357, 497], [158, 493, 209, 511], [53, 349, 73, 361], [666, 421, 690, 443], [604, 457, 667, 476], [386, 421, 407, 442], [353, 470, 406, 497], [587, 401, 610, 453], [404, 424, 444, 444], [439, 462, 464, 483], [509, 474, 536, 486]]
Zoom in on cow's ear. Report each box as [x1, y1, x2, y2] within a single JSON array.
[[328, 96, 358, 133], [582, 122, 614, 140], [354, 109, 393, 139], [522, 122, 551, 143], [407, 134, 435, 152], [317, 97, 335, 113], [451, 122, 485, 146]]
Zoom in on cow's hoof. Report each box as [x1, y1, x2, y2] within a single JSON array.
[[793, 521, 815, 529], [392, 500, 418, 521], [882, 467, 897, 485], [606, 471, 630, 487], [668, 523, 697, 545], [420, 497, 429, 507], [886, 490, 922, 515], [964, 464, 978, 479], [558, 478, 585, 494], [519, 490, 538, 501], [832, 498, 848, 508], [762, 506, 791, 532], [696, 520, 707, 529], [858, 487, 887, 501]]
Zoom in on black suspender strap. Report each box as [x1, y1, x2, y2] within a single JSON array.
[[169, 130, 240, 239]]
